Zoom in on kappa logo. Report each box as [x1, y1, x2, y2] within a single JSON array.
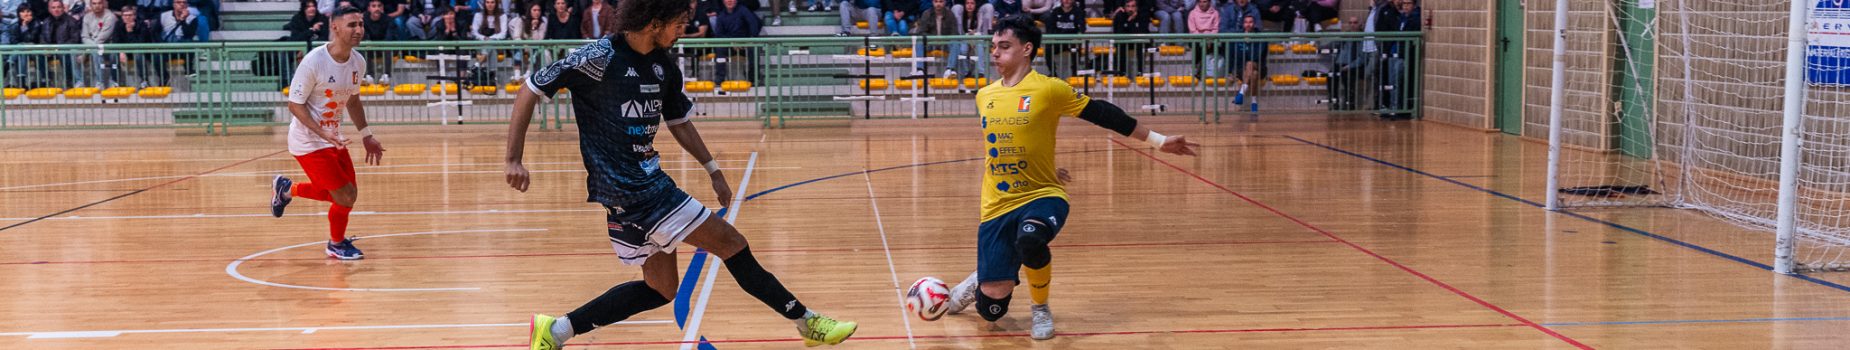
[[625, 68, 639, 77]]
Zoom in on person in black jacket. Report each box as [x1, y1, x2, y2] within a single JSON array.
[[1109, 0, 1149, 77], [542, 0, 576, 39], [285, 1, 329, 41], [47, 0, 82, 87], [1374, 0, 1416, 120], [112, 4, 163, 87], [10, 6, 48, 87], [712, 0, 758, 83], [1042, 0, 1081, 77]]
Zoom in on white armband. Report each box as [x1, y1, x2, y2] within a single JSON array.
[[1146, 131, 1169, 148], [703, 160, 721, 173]]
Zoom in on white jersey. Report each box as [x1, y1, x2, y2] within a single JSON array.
[[286, 45, 366, 156]]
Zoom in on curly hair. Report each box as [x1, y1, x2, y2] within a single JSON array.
[[615, 0, 693, 33]]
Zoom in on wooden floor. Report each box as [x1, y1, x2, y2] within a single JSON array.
[[5, 116, 1850, 349]]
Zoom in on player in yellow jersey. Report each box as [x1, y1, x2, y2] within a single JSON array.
[[930, 15, 1200, 340]]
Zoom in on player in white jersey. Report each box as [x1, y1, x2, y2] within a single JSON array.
[[268, 5, 387, 260]]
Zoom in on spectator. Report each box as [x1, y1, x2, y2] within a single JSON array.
[[956, 0, 989, 35], [911, 0, 956, 77], [542, 0, 575, 39], [991, 0, 1018, 18], [1255, 0, 1291, 30], [114, 4, 162, 87], [1186, 0, 1215, 76], [47, 0, 81, 87], [835, 0, 877, 36], [1, 0, 24, 45], [80, 0, 116, 88], [382, 0, 406, 24], [1042, 0, 1080, 76], [433, 7, 463, 40], [136, 0, 169, 20], [364, 0, 395, 84], [1021, 0, 1049, 23], [403, 1, 441, 39], [1216, 0, 1254, 34], [879, 0, 918, 36], [1227, 15, 1264, 108], [1101, 0, 1149, 18], [1152, 0, 1182, 33], [158, 0, 199, 77], [1303, 0, 1335, 27], [679, 0, 707, 80], [712, 0, 759, 83], [802, 0, 828, 14], [1108, 0, 1148, 77], [11, 6, 46, 88], [285, 0, 329, 41], [580, 0, 613, 38], [1323, 16, 1362, 110], [468, 0, 508, 85], [1376, 0, 1415, 119]]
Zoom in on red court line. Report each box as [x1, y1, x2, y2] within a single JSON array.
[[267, 323, 1526, 350], [1109, 139, 1594, 349], [0, 240, 1334, 266]]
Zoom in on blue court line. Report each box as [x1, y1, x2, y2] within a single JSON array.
[[1282, 135, 1850, 294], [1544, 316, 1850, 327]]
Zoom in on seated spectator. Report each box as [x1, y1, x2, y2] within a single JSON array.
[[991, 0, 1018, 18], [1217, 0, 1255, 34], [434, 8, 464, 40], [81, 0, 117, 88], [11, 6, 48, 88], [1376, 0, 1416, 119], [1186, 0, 1216, 76], [1303, 0, 1336, 28], [1323, 16, 1362, 110], [1152, 0, 1182, 33], [680, 0, 708, 80], [46, 0, 80, 87], [910, 0, 957, 77], [114, 4, 164, 87], [712, 0, 759, 83], [880, 0, 918, 36], [404, 4, 441, 39], [468, 0, 509, 85], [836, 0, 878, 36], [543, 0, 577, 39], [580, 0, 614, 39], [1043, 0, 1081, 76], [1227, 15, 1265, 108], [285, 0, 329, 41], [1108, 0, 1149, 77], [364, 0, 397, 84], [159, 0, 201, 77], [1021, 0, 1050, 23]]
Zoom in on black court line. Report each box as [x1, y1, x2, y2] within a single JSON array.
[[0, 150, 285, 232]]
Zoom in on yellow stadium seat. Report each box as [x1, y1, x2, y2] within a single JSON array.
[[1204, 77, 1230, 87], [361, 85, 388, 96], [430, 83, 459, 94], [403, 55, 424, 63], [62, 87, 97, 99], [702, 53, 716, 61], [1066, 76, 1090, 88], [1036, 47, 1045, 57], [506, 82, 525, 93], [927, 49, 948, 58], [1168, 76, 1198, 86], [895, 79, 920, 89], [929, 78, 958, 90], [496, 53, 508, 62], [964, 77, 990, 89], [100, 87, 136, 99], [721, 80, 752, 92], [1108, 76, 1131, 88], [3, 87, 22, 99], [1158, 45, 1187, 56], [1291, 43, 1317, 54], [1304, 76, 1329, 85], [469, 85, 499, 95], [858, 48, 888, 57], [856, 21, 869, 29], [860, 79, 889, 90], [394, 84, 427, 96], [1086, 17, 1112, 27], [684, 80, 712, 93], [1090, 46, 1114, 55], [891, 48, 914, 58], [1271, 74, 1301, 85], [281, 87, 290, 96], [138, 86, 172, 98], [27, 87, 61, 99], [1134, 76, 1165, 87], [1268, 44, 1287, 54]]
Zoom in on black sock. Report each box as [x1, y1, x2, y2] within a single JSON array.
[[976, 290, 1012, 322], [724, 247, 809, 320], [565, 280, 671, 335]]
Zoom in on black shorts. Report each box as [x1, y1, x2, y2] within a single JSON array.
[[605, 188, 712, 265]]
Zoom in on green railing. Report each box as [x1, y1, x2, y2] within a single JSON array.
[[0, 31, 1421, 132]]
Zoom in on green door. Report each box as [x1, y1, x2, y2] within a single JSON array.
[[1495, 0, 1524, 134]]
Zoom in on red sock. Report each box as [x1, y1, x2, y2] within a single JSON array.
[[293, 182, 333, 202], [329, 204, 351, 242]]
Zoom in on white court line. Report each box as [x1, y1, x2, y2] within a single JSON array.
[[862, 169, 917, 349], [0, 208, 606, 221], [680, 152, 758, 350], [225, 229, 547, 292], [5, 320, 671, 339], [205, 167, 797, 178], [0, 159, 762, 191]]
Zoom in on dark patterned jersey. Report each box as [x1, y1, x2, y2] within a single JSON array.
[[525, 37, 695, 208]]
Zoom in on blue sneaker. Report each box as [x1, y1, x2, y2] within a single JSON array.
[[327, 239, 364, 260], [1250, 102, 1260, 113], [1233, 92, 1245, 105], [271, 175, 292, 218]]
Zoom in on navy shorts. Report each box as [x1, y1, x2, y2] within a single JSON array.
[[977, 197, 1071, 283], [605, 188, 712, 265]]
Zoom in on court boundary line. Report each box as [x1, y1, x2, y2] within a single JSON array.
[[862, 169, 918, 349], [1281, 135, 1850, 294], [676, 152, 757, 350], [0, 150, 284, 232], [3, 320, 672, 339], [1109, 139, 1593, 349]]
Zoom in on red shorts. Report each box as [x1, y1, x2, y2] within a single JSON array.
[[295, 147, 356, 190]]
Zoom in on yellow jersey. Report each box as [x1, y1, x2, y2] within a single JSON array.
[[976, 71, 1091, 222]]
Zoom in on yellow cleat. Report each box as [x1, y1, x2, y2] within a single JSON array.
[[530, 314, 561, 350], [799, 313, 857, 347]]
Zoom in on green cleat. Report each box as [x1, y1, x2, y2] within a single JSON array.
[[529, 314, 561, 350], [799, 313, 858, 347]]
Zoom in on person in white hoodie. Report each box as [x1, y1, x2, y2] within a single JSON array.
[[470, 0, 510, 84]]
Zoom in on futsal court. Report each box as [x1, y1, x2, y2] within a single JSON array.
[[3, 115, 1849, 349]]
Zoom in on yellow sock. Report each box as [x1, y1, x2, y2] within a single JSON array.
[[1023, 264, 1052, 305]]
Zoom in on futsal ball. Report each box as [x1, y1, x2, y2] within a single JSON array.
[[906, 277, 951, 321]]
